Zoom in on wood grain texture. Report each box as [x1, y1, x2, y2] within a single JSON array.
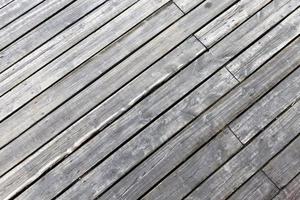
[[0, 0, 76, 50], [273, 174, 300, 200], [173, 0, 205, 13], [195, 0, 275, 48], [0, 0, 43, 29], [142, 129, 242, 200], [0, 0, 106, 73], [0, 0, 138, 95], [263, 134, 300, 188], [185, 98, 300, 200], [227, 171, 279, 200], [0, 0, 176, 145]]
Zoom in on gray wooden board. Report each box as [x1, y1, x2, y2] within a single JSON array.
[[2, 0, 290, 198], [273, 174, 300, 200], [25, 69, 236, 200], [226, 171, 278, 200], [0, 0, 138, 94], [99, 31, 300, 200], [0, 0, 14, 9], [263, 134, 300, 188], [173, 0, 205, 13], [0, 0, 106, 72], [0, 0, 237, 128], [185, 97, 300, 200], [230, 56, 300, 144], [0, 0, 176, 139], [0, 0, 76, 49], [3, 1, 298, 198], [0, 37, 203, 176], [142, 129, 242, 200], [195, 0, 274, 48], [0, 0, 43, 29]]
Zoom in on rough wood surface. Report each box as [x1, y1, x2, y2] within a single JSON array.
[[273, 174, 300, 200]]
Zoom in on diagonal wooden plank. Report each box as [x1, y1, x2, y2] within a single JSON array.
[[227, 171, 279, 200], [273, 173, 300, 200], [263, 134, 300, 188], [0, 0, 76, 50], [0, 0, 140, 98], [0, 0, 107, 73], [99, 29, 300, 200], [195, 0, 275, 48], [142, 128, 242, 200], [173, 0, 205, 13], [0, 0, 44, 29], [0, 0, 176, 134]]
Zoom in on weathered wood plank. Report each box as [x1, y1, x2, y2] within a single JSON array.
[[99, 31, 300, 200], [195, 0, 276, 48], [0, 0, 138, 93], [227, 171, 279, 200], [0, 0, 236, 153], [0, 0, 176, 130], [0, 0, 106, 73], [173, 0, 205, 13], [227, 2, 300, 81], [27, 69, 236, 200], [0, 0, 43, 29], [0, 0, 76, 50], [1, 0, 289, 197], [263, 134, 300, 188], [142, 129, 242, 200], [273, 174, 300, 200], [0, 36, 203, 176], [230, 59, 300, 144], [185, 99, 300, 200]]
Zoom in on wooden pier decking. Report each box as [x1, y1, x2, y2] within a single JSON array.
[[0, 0, 300, 199]]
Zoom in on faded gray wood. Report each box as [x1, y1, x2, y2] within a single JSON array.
[[227, 171, 279, 200], [263, 134, 300, 188], [195, 0, 275, 48], [0, 36, 203, 177], [142, 129, 242, 200], [0, 0, 75, 50], [230, 61, 300, 144], [41, 69, 237, 200], [173, 0, 205, 13], [273, 174, 300, 200], [0, 0, 106, 73], [0, 0, 138, 94], [3, 0, 290, 198], [185, 99, 300, 200], [0, 0, 176, 142], [227, 1, 300, 81], [0, 0, 43, 29], [100, 32, 300, 200]]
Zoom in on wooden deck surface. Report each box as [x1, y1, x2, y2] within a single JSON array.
[[0, 0, 299, 199]]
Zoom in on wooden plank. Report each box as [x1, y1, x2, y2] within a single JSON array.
[[0, 0, 76, 50], [0, 0, 138, 95], [173, 0, 205, 13], [21, 68, 237, 200], [227, 171, 279, 200], [0, 1, 181, 152], [195, 0, 275, 48], [0, 0, 236, 151], [0, 36, 204, 176], [230, 60, 300, 144], [227, 3, 300, 81], [4, 1, 298, 199], [142, 129, 242, 200], [185, 100, 300, 200], [0, 0, 106, 72], [273, 174, 300, 200], [0, 0, 175, 123], [99, 31, 300, 200], [0, 0, 43, 29], [263, 135, 300, 188]]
